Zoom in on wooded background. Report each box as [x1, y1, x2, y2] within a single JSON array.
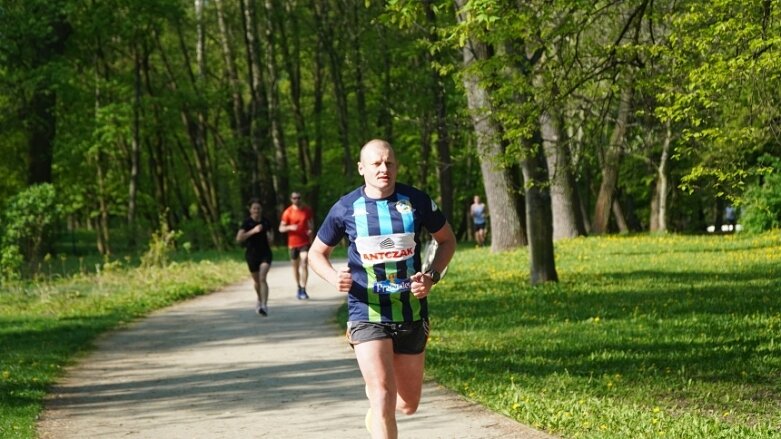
[[2, 1, 780, 283]]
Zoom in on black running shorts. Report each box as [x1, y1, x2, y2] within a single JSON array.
[[245, 250, 272, 273], [346, 320, 429, 354]]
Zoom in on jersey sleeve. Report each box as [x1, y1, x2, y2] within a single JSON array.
[[240, 218, 253, 231], [317, 201, 346, 247], [280, 208, 290, 224], [421, 193, 447, 234]]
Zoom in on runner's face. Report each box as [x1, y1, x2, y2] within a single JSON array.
[[358, 145, 397, 197], [250, 203, 262, 218]]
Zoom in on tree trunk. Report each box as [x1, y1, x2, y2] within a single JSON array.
[[312, 1, 352, 177], [592, 80, 633, 234], [25, 9, 70, 185], [346, 0, 368, 137], [139, 40, 172, 229], [612, 198, 629, 234], [93, 34, 111, 256], [27, 92, 56, 186], [127, 46, 142, 249], [456, 25, 524, 252], [157, 14, 224, 249], [424, 0, 454, 223], [261, 0, 290, 209], [540, 108, 585, 240], [377, 26, 393, 141], [310, 22, 326, 217], [279, 0, 313, 185], [650, 120, 673, 232], [240, 0, 277, 214], [215, 0, 256, 205], [521, 134, 558, 284], [419, 115, 433, 188]]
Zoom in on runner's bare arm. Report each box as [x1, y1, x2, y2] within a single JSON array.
[[429, 222, 456, 274], [309, 237, 352, 292], [410, 222, 456, 298]]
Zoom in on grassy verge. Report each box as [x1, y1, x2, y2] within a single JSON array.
[[428, 232, 781, 438], [0, 250, 249, 439]]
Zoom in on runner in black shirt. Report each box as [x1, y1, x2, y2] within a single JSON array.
[[236, 198, 274, 316]]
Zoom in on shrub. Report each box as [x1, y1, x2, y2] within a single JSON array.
[[0, 184, 59, 279], [140, 217, 182, 268], [740, 155, 781, 233]]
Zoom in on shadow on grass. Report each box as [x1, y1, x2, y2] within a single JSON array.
[[431, 267, 781, 395]]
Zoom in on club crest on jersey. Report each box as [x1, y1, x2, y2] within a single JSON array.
[[395, 200, 413, 214]]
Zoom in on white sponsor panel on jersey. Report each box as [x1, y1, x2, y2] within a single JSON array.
[[355, 232, 416, 263]]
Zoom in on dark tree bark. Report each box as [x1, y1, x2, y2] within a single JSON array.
[[521, 134, 558, 283], [25, 6, 71, 185]]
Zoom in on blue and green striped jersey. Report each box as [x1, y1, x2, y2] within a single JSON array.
[[317, 183, 447, 323]]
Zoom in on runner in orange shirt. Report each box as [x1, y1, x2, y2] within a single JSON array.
[[279, 192, 315, 299]]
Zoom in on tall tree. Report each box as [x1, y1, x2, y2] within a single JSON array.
[[261, 0, 290, 210], [592, 78, 634, 234], [240, 0, 277, 214], [0, 2, 72, 185], [423, 0, 455, 223], [312, 0, 352, 176], [456, 8, 525, 253]]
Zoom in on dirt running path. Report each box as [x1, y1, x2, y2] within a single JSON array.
[[38, 261, 555, 439]]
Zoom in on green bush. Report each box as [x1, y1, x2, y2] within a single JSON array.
[[740, 156, 781, 232], [0, 184, 59, 279], [140, 217, 182, 268]]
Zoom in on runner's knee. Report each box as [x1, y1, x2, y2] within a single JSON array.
[[396, 397, 419, 415]]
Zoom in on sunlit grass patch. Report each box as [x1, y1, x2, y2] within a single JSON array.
[[428, 231, 781, 438], [0, 251, 247, 439]]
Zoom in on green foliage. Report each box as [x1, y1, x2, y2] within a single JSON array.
[[740, 156, 781, 233], [659, 1, 781, 201], [0, 184, 59, 279], [140, 216, 182, 268]]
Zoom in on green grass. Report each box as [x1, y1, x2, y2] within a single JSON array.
[[0, 250, 249, 439], [427, 232, 781, 438], [3, 233, 779, 438]]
